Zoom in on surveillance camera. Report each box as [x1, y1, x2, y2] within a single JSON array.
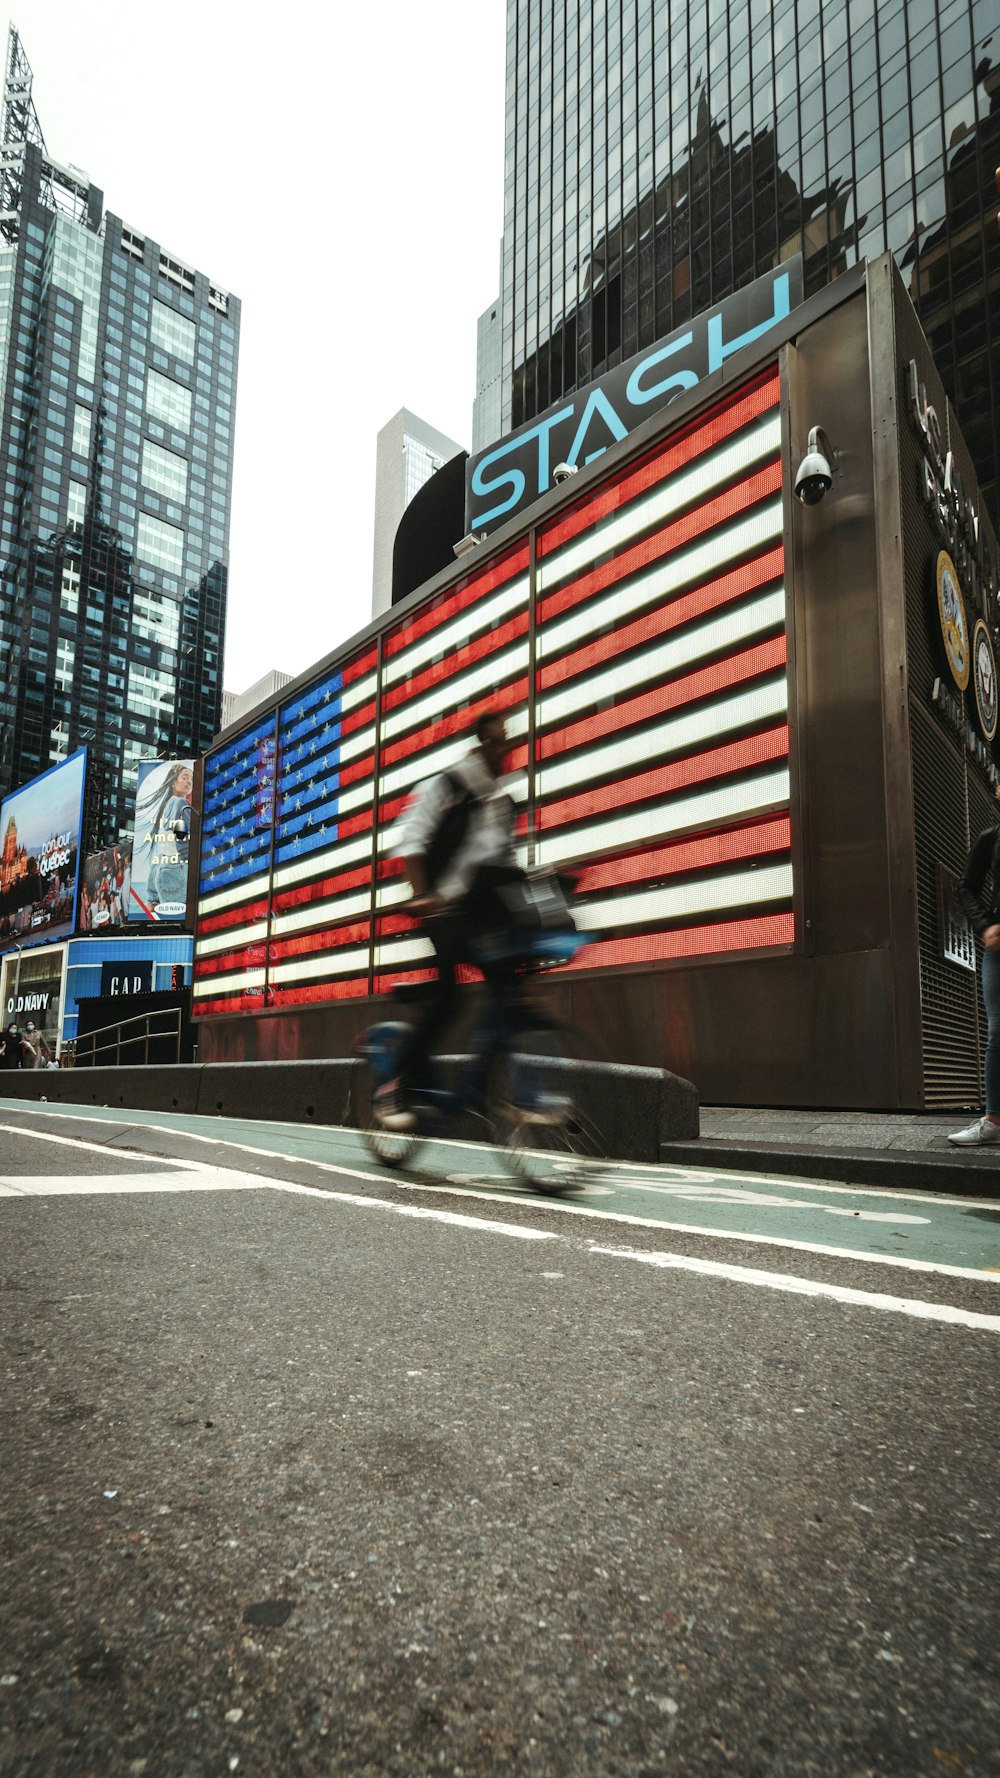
[[552, 461, 578, 484], [793, 427, 836, 506], [794, 460, 833, 505]]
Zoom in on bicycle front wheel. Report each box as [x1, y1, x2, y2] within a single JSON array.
[[493, 1025, 607, 1194], [353, 1056, 424, 1171]]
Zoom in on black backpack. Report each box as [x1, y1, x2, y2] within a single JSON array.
[[423, 771, 480, 892]]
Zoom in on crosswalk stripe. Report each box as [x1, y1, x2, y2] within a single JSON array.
[[0, 1171, 264, 1196]]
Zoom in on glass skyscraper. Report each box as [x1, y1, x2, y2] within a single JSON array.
[[0, 29, 239, 841], [489, 0, 999, 516]]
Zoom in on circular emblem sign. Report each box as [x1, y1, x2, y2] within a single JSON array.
[[935, 550, 970, 691], [972, 618, 998, 743]]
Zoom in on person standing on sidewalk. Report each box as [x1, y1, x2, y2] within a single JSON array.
[[20, 1019, 53, 1069], [949, 822, 1000, 1147]]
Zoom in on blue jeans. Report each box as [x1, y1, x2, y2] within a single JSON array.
[[983, 944, 1000, 1115]]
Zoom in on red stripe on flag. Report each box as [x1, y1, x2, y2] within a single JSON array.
[[536, 546, 784, 693], [196, 896, 269, 937], [538, 637, 787, 760], [269, 921, 369, 962], [571, 817, 793, 894], [343, 648, 378, 683], [537, 371, 781, 556], [537, 725, 790, 830], [340, 699, 376, 736], [192, 992, 271, 1017], [272, 864, 374, 912], [269, 977, 371, 1005], [567, 911, 795, 969], [538, 459, 782, 622], [381, 629, 529, 713], [372, 967, 437, 993], [384, 546, 530, 658], [194, 944, 267, 978], [339, 752, 376, 787], [381, 688, 530, 768]]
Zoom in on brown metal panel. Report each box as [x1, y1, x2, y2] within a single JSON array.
[[783, 293, 891, 959], [886, 257, 1000, 1107], [865, 255, 925, 1107]]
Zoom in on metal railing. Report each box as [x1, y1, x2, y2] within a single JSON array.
[[74, 1006, 184, 1068]]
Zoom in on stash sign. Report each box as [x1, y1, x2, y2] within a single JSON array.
[[466, 259, 802, 535]]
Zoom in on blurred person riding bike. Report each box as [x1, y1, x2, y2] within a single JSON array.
[[375, 710, 528, 1130]]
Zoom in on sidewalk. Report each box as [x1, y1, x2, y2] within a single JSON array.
[[660, 1107, 1000, 1195]]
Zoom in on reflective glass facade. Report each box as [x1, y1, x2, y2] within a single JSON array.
[[0, 37, 240, 843], [495, 0, 999, 517]]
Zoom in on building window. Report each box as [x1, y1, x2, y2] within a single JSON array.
[[127, 660, 176, 721], [150, 299, 196, 364], [60, 557, 80, 614], [67, 480, 87, 533], [136, 511, 184, 574], [72, 404, 92, 458], [158, 252, 196, 294], [141, 438, 188, 503], [146, 367, 192, 431], [132, 586, 180, 649]]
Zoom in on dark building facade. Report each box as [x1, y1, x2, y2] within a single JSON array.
[[190, 258, 998, 1110], [490, 0, 999, 519], [0, 29, 239, 844]]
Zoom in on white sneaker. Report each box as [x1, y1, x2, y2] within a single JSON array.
[[948, 1116, 1000, 1147]]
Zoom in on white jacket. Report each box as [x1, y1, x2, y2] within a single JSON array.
[[393, 749, 517, 904]]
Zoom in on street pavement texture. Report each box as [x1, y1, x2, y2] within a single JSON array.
[[1, 1104, 999, 1778]]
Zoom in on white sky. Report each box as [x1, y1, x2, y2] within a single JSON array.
[[14, 0, 508, 695]]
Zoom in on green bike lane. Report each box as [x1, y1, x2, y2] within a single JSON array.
[[3, 1095, 999, 1282]]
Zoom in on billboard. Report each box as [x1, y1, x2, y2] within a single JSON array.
[[129, 760, 194, 923], [0, 748, 87, 951], [80, 842, 132, 932], [193, 366, 791, 1016]]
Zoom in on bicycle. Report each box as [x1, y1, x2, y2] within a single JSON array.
[[352, 917, 606, 1195]]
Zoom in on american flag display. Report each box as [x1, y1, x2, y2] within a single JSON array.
[[192, 368, 792, 1017], [532, 366, 792, 966]]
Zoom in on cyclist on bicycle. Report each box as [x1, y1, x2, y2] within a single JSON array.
[[374, 710, 522, 1130]]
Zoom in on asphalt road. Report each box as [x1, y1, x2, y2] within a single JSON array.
[[1, 1105, 999, 1778]]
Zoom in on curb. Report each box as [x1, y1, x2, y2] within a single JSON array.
[[658, 1139, 1000, 1197]]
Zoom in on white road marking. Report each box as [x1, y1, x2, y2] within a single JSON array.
[[0, 1171, 261, 1196], [2, 1113, 997, 1286], [1, 1113, 996, 1327], [589, 1244, 1000, 1333], [594, 1178, 931, 1222]]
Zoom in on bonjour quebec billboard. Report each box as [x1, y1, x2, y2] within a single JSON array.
[[193, 368, 792, 1016], [0, 749, 87, 951]]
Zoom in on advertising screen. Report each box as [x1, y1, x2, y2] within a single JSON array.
[[80, 842, 132, 932], [129, 759, 194, 923], [0, 748, 87, 952], [193, 368, 791, 1015]]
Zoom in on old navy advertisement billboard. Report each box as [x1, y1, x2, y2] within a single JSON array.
[[465, 258, 803, 536], [129, 759, 194, 923], [80, 843, 132, 932], [0, 748, 87, 950]]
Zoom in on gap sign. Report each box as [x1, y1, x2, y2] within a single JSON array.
[[466, 259, 803, 536], [101, 961, 154, 997]]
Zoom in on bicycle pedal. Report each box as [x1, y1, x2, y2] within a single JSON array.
[[512, 1097, 574, 1127]]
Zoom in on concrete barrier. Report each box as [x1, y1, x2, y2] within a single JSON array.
[[3, 1054, 698, 1162], [195, 1060, 355, 1127], [1, 1064, 204, 1114]]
